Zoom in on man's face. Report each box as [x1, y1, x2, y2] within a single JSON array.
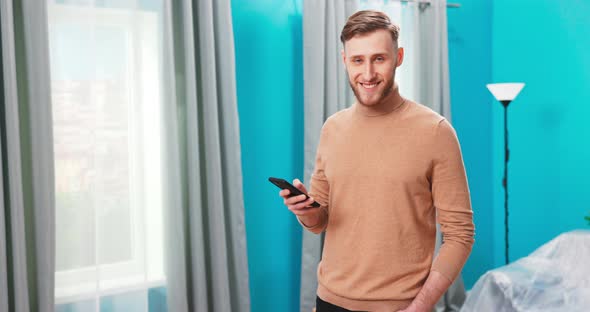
[[342, 29, 404, 107]]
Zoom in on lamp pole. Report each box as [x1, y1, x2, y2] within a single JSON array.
[[501, 100, 510, 265]]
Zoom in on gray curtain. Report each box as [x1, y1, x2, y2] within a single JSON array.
[[416, 0, 452, 120], [0, 1, 55, 312], [161, 1, 250, 312], [302, 1, 464, 311], [301, 1, 357, 311]]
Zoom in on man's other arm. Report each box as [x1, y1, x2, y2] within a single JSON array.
[[401, 119, 475, 312]]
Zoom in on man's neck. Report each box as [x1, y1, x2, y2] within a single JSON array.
[[354, 84, 404, 117]]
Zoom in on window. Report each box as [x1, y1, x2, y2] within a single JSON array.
[[48, 0, 166, 305]]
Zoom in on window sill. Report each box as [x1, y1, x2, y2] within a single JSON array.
[[55, 277, 166, 305]]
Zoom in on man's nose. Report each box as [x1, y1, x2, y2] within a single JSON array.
[[362, 63, 375, 81]]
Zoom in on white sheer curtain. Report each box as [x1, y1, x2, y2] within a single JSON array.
[[48, 1, 166, 311]]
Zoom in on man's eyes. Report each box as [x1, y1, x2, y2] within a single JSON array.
[[351, 57, 385, 64]]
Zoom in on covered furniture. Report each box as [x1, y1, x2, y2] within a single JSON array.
[[462, 230, 590, 312]]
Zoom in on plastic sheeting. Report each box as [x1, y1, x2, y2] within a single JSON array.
[[461, 230, 590, 312]]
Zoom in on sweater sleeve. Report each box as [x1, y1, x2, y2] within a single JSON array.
[[297, 124, 330, 234], [430, 119, 475, 282]]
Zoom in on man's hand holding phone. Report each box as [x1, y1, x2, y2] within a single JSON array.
[[276, 178, 322, 227]]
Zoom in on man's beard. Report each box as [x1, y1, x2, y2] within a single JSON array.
[[349, 74, 395, 106]]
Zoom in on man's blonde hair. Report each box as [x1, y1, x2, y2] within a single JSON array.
[[340, 10, 400, 47]]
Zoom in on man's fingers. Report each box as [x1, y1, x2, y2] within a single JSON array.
[[279, 189, 290, 198], [278, 179, 316, 217], [289, 197, 316, 210], [293, 178, 308, 193], [289, 206, 318, 216], [284, 194, 307, 205]]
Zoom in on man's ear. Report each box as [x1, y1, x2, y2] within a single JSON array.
[[396, 47, 404, 67], [341, 49, 346, 66]]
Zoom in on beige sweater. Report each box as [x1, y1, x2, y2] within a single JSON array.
[[301, 90, 475, 311]]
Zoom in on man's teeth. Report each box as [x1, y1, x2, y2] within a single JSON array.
[[362, 83, 378, 89]]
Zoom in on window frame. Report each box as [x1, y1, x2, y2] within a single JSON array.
[[49, 3, 165, 304]]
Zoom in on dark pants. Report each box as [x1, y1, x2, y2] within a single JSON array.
[[316, 296, 366, 312]]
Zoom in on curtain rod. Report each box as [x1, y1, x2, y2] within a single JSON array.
[[399, 0, 461, 8]]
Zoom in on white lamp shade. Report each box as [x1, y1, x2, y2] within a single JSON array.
[[486, 83, 525, 102]]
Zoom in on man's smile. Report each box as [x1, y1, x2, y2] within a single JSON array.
[[359, 81, 381, 90]]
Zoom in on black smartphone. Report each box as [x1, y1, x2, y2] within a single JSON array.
[[268, 177, 320, 208]]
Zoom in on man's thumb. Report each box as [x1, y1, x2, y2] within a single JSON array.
[[293, 179, 307, 192]]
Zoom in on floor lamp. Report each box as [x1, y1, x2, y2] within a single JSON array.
[[486, 82, 525, 265]]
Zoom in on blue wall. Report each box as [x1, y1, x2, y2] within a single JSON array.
[[491, 0, 590, 263], [447, 0, 495, 288], [232, 1, 304, 312], [450, 0, 590, 288]]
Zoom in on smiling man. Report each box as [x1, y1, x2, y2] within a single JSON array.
[[280, 10, 475, 312]]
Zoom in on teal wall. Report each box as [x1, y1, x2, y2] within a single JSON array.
[[491, 0, 590, 264], [447, 0, 494, 288], [232, 1, 304, 312], [450, 0, 590, 288]]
